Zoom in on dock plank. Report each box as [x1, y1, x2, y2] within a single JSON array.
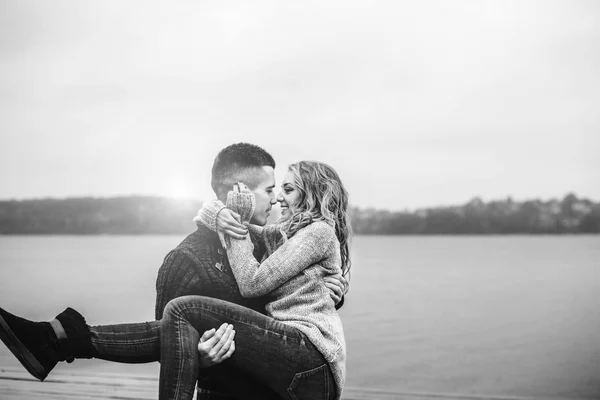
[[0, 368, 578, 400]]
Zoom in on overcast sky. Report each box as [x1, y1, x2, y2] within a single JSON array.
[[1, 0, 598, 210]]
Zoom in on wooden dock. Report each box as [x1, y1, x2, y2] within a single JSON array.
[[0, 368, 157, 400], [0, 368, 580, 400]]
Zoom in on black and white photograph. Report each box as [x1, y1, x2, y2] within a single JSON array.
[[0, 1, 599, 399]]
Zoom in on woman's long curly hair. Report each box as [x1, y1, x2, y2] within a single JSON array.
[[282, 161, 352, 278]]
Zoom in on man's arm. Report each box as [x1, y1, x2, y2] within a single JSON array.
[[155, 250, 237, 367], [154, 250, 205, 320]]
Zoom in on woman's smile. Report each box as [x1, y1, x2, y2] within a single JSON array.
[[277, 170, 300, 220]]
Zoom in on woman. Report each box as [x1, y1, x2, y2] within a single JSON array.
[[159, 161, 351, 400]]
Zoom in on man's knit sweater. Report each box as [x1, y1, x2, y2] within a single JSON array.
[[199, 190, 347, 400], [154, 224, 266, 321]]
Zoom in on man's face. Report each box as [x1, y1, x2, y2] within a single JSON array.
[[248, 166, 277, 226]]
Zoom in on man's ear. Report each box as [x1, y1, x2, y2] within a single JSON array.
[[215, 186, 229, 203]]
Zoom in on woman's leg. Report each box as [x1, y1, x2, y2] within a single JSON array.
[[202, 363, 282, 400], [0, 307, 161, 381], [89, 321, 161, 363], [159, 295, 335, 400]]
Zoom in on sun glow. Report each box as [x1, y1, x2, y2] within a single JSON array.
[[167, 182, 192, 199]]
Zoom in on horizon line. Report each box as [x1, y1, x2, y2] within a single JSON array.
[[0, 191, 595, 213]]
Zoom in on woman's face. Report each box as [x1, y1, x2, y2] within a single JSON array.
[[277, 170, 301, 221]]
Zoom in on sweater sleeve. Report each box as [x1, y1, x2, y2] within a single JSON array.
[[155, 250, 205, 320], [226, 222, 336, 298], [193, 199, 226, 232]]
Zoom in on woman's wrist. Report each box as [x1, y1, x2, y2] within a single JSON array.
[[193, 199, 226, 232]]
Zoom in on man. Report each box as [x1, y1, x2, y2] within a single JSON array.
[[0, 143, 347, 399]]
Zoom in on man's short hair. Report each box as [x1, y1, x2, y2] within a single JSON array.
[[211, 143, 276, 198]]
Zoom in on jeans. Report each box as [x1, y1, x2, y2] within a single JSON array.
[[159, 296, 336, 400], [89, 322, 271, 399], [89, 321, 161, 363], [86, 254, 267, 399]]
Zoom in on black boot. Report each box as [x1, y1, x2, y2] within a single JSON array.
[[0, 307, 93, 381]]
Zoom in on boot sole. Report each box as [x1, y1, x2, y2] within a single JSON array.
[[0, 314, 48, 381]]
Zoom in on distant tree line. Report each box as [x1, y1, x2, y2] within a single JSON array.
[[349, 193, 600, 234], [0, 193, 598, 235], [0, 197, 202, 234]]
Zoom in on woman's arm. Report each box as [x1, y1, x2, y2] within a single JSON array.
[[226, 222, 336, 297], [194, 199, 251, 248], [193, 199, 226, 232]]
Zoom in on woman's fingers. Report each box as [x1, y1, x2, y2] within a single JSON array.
[[230, 210, 242, 224], [217, 209, 248, 240], [223, 222, 248, 237], [218, 223, 246, 240], [216, 226, 246, 242], [217, 230, 228, 250]]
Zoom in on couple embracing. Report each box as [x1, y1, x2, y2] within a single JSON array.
[[0, 143, 352, 400]]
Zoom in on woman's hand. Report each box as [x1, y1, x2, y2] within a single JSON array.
[[216, 208, 248, 250], [197, 323, 236, 368], [226, 182, 255, 225], [233, 182, 251, 194]]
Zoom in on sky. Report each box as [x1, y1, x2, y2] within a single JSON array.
[[1, 0, 598, 210]]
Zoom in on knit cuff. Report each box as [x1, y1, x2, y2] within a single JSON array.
[[226, 184, 255, 224], [193, 199, 226, 232]]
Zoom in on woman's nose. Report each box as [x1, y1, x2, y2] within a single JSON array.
[[276, 193, 284, 202]]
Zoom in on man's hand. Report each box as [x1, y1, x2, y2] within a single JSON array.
[[216, 208, 248, 250], [324, 274, 349, 306], [197, 323, 236, 368]]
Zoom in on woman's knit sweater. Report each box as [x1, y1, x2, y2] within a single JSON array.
[[197, 193, 346, 400]]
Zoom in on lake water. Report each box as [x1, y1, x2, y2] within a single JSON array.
[[0, 235, 599, 399]]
